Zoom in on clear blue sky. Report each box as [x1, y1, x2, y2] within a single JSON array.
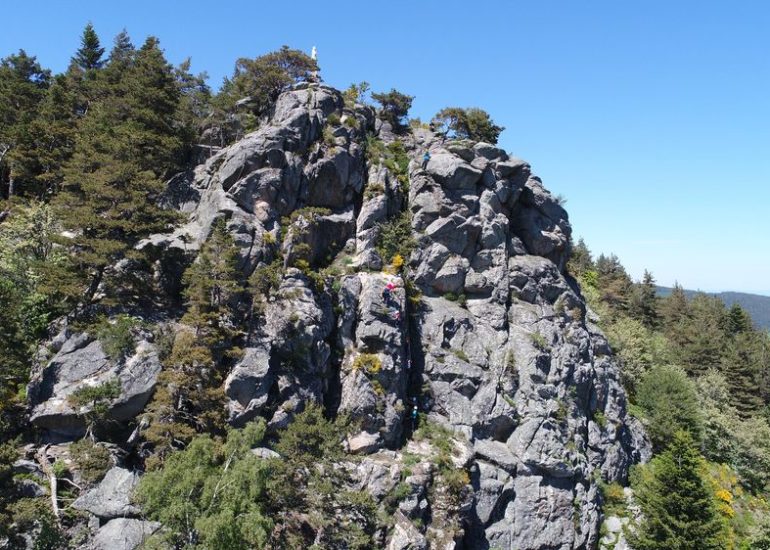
[[4, 1, 769, 295]]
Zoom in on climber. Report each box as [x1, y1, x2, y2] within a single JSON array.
[[421, 151, 431, 169], [382, 281, 396, 305], [411, 405, 419, 430]]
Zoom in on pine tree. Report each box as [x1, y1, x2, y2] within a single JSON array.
[[142, 220, 241, 464], [721, 332, 764, 417], [631, 431, 728, 550], [0, 50, 51, 198], [726, 303, 752, 335], [56, 33, 182, 302], [628, 270, 661, 329], [567, 237, 594, 278], [72, 23, 105, 72], [10, 74, 79, 197], [595, 253, 632, 315]]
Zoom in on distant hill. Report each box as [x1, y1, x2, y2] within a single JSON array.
[[656, 287, 770, 330]]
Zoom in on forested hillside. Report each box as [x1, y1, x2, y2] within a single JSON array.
[[657, 287, 770, 330], [570, 242, 770, 548], [1, 24, 769, 550]]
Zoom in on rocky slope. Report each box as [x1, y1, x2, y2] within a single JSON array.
[[26, 83, 650, 549]]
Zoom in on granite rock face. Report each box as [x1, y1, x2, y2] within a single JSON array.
[[50, 83, 648, 549], [27, 330, 161, 439]]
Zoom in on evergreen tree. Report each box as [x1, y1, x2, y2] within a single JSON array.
[[211, 46, 317, 142], [142, 220, 241, 465], [174, 58, 212, 158], [661, 283, 689, 328], [595, 253, 632, 315], [432, 106, 505, 143], [637, 364, 703, 450], [11, 74, 79, 197], [631, 431, 728, 550], [720, 331, 765, 417], [627, 270, 661, 329], [371, 88, 414, 128], [567, 237, 594, 278], [0, 50, 51, 198], [56, 33, 182, 302], [72, 23, 105, 72], [726, 303, 752, 335]]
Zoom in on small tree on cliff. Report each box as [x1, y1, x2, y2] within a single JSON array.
[[371, 88, 414, 128], [432, 107, 504, 144]]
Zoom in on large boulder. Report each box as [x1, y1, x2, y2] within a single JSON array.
[[73, 467, 141, 519], [89, 518, 160, 550], [28, 332, 161, 439]]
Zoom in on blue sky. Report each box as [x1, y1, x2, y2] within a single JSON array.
[[3, 1, 769, 295]]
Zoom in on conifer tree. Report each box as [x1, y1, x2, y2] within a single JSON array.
[[0, 50, 50, 198], [631, 431, 728, 550], [628, 270, 661, 329], [720, 332, 764, 417], [56, 33, 182, 302], [72, 23, 105, 72], [142, 220, 241, 464]]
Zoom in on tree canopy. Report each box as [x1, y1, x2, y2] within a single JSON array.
[[432, 106, 504, 143]]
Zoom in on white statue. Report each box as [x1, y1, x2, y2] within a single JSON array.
[[311, 46, 317, 61]]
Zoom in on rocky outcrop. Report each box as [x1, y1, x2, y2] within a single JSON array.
[[58, 83, 649, 548], [27, 330, 161, 439], [72, 467, 141, 519], [88, 518, 160, 550]]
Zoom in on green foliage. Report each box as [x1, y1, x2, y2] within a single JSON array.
[[69, 439, 111, 484], [72, 23, 105, 72], [56, 34, 183, 303], [432, 106, 504, 144], [375, 212, 415, 265], [274, 403, 343, 465], [136, 420, 272, 549], [636, 365, 702, 451], [530, 332, 549, 351], [94, 314, 138, 360], [352, 353, 382, 376], [68, 378, 121, 439], [342, 81, 370, 107], [630, 431, 729, 550], [214, 46, 317, 141], [599, 480, 627, 517], [605, 316, 672, 395], [371, 88, 414, 128], [0, 49, 51, 199], [250, 258, 283, 298]]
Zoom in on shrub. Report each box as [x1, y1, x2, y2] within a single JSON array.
[[322, 125, 336, 147], [95, 314, 138, 361], [352, 353, 382, 376], [431, 107, 504, 144], [593, 410, 608, 429], [69, 439, 111, 484], [376, 213, 415, 264], [363, 182, 385, 200], [530, 332, 549, 351], [326, 112, 341, 126], [342, 81, 370, 107]]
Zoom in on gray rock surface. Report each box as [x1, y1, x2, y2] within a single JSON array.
[[59, 84, 649, 549], [89, 518, 160, 550], [73, 467, 140, 519], [27, 332, 161, 439]]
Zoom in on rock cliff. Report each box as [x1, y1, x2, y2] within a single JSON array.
[[27, 83, 650, 549]]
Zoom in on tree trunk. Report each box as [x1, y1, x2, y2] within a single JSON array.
[[35, 445, 60, 523]]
